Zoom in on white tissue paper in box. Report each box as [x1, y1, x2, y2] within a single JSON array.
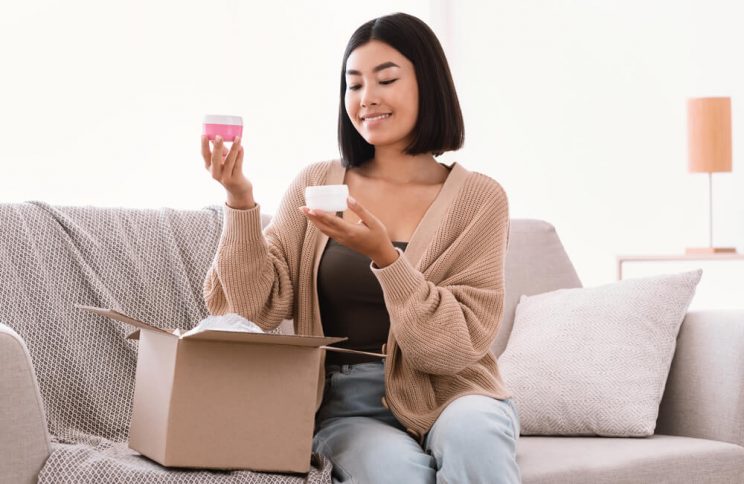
[[178, 313, 264, 338]]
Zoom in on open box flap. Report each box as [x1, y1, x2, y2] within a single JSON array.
[[75, 304, 175, 337], [183, 331, 384, 356], [76, 304, 384, 356], [180, 330, 346, 347], [125, 329, 179, 340]]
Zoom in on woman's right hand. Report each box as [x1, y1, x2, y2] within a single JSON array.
[[201, 134, 254, 207]]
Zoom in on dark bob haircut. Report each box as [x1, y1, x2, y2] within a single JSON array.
[[338, 12, 465, 168]]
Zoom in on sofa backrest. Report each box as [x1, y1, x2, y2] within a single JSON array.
[[0, 202, 579, 446], [495, 219, 582, 356], [0, 202, 229, 445]]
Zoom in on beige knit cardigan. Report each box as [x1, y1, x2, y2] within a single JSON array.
[[203, 158, 511, 445]]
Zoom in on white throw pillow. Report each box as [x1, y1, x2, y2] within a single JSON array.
[[498, 269, 702, 436]]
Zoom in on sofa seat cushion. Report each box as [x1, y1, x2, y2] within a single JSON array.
[[518, 434, 744, 484]]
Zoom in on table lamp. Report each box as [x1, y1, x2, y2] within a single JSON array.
[[686, 96, 737, 254]]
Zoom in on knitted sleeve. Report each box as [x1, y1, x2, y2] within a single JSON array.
[[370, 179, 509, 375], [202, 162, 322, 330]]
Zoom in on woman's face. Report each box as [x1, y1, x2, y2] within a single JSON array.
[[344, 40, 419, 150]]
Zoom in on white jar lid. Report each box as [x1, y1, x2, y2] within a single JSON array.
[[203, 115, 243, 126], [305, 184, 349, 197]]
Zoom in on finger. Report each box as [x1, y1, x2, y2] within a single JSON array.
[[201, 135, 212, 169], [300, 208, 341, 237], [300, 208, 330, 235], [224, 136, 241, 176], [303, 207, 332, 223], [211, 136, 224, 176], [312, 209, 345, 230]]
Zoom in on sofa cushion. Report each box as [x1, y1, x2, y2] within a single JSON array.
[[499, 269, 702, 436], [493, 219, 582, 357], [517, 434, 744, 484]]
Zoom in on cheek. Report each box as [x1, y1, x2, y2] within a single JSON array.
[[346, 101, 357, 126], [395, 83, 418, 121], [344, 94, 358, 122], [395, 96, 418, 128]]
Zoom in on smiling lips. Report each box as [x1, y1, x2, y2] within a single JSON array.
[[362, 112, 392, 126]]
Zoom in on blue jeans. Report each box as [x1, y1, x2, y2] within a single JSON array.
[[313, 360, 521, 484]]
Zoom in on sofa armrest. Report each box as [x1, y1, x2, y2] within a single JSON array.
[[0, 322, 52, 484], [656, 309, 744, 447]]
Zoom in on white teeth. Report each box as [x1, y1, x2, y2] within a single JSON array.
[[364, 113, 391, 121]]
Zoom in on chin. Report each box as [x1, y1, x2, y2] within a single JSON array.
[[362, 133, 403, 147]]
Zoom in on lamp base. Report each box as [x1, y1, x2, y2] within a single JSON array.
[[685, 247, 738, 254]]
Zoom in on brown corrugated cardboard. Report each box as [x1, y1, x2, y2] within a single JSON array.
[[75, 304, 381, 473]]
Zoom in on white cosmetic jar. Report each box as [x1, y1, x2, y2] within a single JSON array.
[[304, 184, 349, 212]]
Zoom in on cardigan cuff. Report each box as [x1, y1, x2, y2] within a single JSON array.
[[221, 202, 264, 243], [370, 247, 425, 302]]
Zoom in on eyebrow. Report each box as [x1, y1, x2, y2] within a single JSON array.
[[345, 61, 400, 76]]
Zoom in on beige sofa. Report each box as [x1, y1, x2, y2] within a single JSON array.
[[1, 202, 743, 483]]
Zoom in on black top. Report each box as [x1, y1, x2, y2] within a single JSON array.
[[317, 238, 409, 366]]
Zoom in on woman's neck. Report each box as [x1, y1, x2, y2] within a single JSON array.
[[355, 146, 444, 185]]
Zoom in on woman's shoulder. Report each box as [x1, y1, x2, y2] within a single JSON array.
[[456, 163, 508, 206], [438, 163, 509, 243]]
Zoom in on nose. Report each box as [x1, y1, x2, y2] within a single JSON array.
[[360, 85, 379, 108]]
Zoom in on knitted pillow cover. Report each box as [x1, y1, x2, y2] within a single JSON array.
[[498, 269, 703, 437]]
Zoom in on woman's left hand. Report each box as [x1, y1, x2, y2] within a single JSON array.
[[299, 196, 399, 267]]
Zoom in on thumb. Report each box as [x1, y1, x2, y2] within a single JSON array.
[[348, 196, 371, 224]]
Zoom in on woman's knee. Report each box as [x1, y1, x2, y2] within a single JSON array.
[[314, 416, 436, 484], [426, 395, 519, 457]]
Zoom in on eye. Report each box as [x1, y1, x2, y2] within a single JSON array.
[[347, 79, 398, 91]]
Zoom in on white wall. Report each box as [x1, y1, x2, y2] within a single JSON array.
[[0, 0, 435, 211], [446, 0, 743, 299], [1, 1, 742, 298]]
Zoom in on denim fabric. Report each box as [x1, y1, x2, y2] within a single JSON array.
[[313, 360, 521, 484]]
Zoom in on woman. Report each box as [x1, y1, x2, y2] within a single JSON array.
[[201, 12, 519, 484]]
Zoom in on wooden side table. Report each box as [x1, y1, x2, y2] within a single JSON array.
[[616, 253, 744, 280]]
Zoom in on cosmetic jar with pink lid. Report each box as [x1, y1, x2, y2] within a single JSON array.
[[203, 115, 243, 142], [305, 184, 349, 212]]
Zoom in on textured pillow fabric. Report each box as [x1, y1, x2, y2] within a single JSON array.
[[493, 219, 583, 358], [498, 269, 703, 437]]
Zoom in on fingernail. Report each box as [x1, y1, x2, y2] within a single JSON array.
[[348, 196, 356, 204], [308, 209, 316, 215], [235, 136, 241, 143], [216, 135, 222, 142]]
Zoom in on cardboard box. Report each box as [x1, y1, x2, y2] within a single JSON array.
[[75, 304, 382, 473]]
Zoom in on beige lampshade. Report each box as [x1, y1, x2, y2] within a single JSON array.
[[688, 97, 733, 173]]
